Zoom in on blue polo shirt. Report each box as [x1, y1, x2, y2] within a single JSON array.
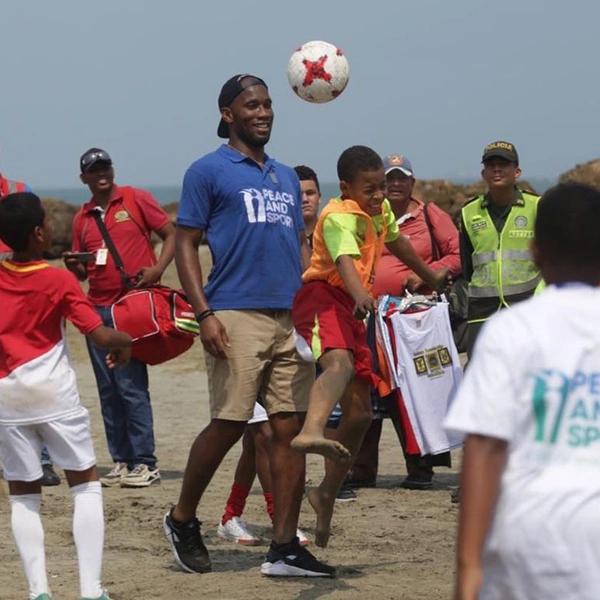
[[178, 145, 305, 310]]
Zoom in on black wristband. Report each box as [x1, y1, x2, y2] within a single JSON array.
[[195, 309, 214, 324]]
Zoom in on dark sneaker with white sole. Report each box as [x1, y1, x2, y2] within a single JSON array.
[[399, 476, 433, 490], [163, 508, 211, 573], [261, 537, 335, 577], [335, 483, 357, 502], [40, 464, 61, 487]]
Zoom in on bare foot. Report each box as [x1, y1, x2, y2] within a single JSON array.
[[291, 434, 351, 462], [307, 487, 335, 548]]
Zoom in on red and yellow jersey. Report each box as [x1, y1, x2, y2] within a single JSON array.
[[0, 260, 102, 424]]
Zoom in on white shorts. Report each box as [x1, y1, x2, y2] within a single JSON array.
[[0, 408, 97, 482], [248, 402, 268, 425]]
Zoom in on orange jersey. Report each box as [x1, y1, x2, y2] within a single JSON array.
[[302, 197, 397, 294]]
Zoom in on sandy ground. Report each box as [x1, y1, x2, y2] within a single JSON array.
[[0, 251, 461, 600]]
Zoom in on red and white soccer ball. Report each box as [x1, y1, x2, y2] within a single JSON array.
[[287, 40, 349, 103]]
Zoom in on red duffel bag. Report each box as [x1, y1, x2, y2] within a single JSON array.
[[111, 285, 199, 365]]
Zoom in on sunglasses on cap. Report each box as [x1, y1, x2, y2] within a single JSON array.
[[80, 150, 113, 172]]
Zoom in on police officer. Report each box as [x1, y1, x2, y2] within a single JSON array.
[[460, 141, 541, 357]]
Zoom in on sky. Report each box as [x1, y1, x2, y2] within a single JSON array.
[[1, 0, 599, 188]]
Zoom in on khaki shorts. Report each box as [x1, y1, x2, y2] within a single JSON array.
[[205, 310, 315, 421]]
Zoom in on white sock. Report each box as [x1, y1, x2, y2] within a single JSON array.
[[70, 481, 104, 599], [9, 493, 50, 600]]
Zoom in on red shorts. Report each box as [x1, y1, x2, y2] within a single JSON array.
[[292, 281, 373, 382]]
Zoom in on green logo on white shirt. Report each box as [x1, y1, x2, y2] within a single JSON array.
[[532, 370, 600, 447]]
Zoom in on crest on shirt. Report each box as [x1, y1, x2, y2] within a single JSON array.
[[514, 215, 528, 229], [114, 210, 131, 223], [414, 346, 453, 377], [115, 210, 131, 223]]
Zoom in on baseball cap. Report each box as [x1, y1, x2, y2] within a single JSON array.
[[481, 141, 519, 165], [80, 148, 112, 173], [217, 74, 268, 138], [383, 154, 414, 177]]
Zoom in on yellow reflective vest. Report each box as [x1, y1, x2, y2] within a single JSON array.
[[462, 191, 541, 308]]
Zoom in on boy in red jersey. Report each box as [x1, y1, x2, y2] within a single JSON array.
[[0, 192, 131, 600], [291, 146, 449, 547]]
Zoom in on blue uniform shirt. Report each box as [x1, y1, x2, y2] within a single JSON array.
[[178, 145, 305, 310]]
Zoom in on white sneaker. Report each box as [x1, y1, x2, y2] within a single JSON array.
[[217, 517, 261, 546], [100, 462, 128, 488], [120, 464, 160, 488], [296, 528, 309, 546]]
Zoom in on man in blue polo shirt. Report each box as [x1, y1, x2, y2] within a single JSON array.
[[163, 74, 334, 578]]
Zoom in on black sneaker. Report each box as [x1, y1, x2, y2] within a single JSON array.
[[399, 476, 433, 490], [261, 537, 336, 577], [40, 464, 61, 487], [343, 474, 376, 489], [163, 508, 211, 573], [335, 484, 357, 502]]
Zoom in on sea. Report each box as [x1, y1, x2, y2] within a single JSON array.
[[35, 178, 556, 207]]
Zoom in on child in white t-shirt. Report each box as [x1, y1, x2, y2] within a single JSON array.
[[445, 182, 600, 600], [0, 193, 132, 600]]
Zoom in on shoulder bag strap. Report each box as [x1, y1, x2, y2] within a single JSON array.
[[91, 210, 135, 290], [422, 203, 440, 261]]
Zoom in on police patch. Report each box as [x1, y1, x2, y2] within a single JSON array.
[[471, 220, 488, 232], [114, 210, 130, 223], [514, 215, 528, 229]]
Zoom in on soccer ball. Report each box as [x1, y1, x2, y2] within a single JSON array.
[[287, 40, 349, 103]]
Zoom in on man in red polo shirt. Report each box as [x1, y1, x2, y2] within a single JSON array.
[[64, 148, 175, 488]]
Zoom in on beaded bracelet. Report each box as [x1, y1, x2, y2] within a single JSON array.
[[195, 309, 215, 324]]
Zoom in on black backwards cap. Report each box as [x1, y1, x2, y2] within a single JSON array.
[[217, 74, 268, 138]]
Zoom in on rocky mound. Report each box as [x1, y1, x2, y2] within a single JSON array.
[[416, 179, 538, 221], [42, 198, 78, 259], [162, 201, 179, 224], [558, 158, 600, 189]]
